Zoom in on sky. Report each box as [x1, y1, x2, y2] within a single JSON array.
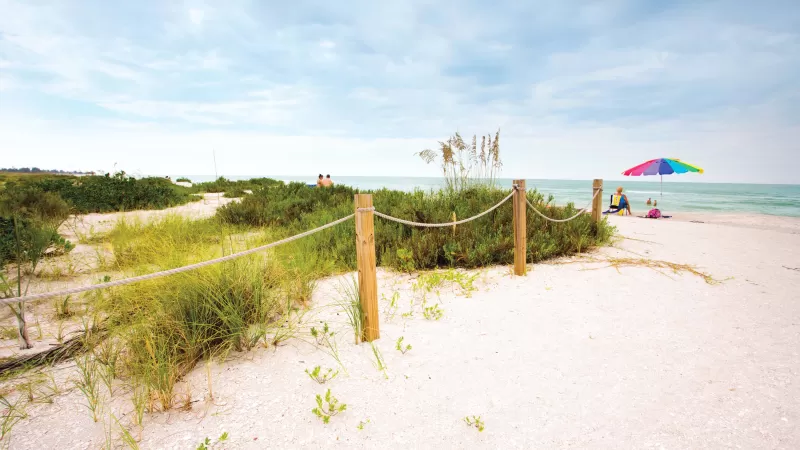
[[0, 0, 798, 184]]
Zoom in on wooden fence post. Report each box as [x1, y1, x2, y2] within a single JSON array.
[[354, 194, 380, 342], [513, 179, 527, 276], [591, 179, 603, 231]]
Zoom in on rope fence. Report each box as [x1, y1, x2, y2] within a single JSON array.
[[359, 190, 515, 228], [1, 213, 356, 305], [5, 179, 606, 341], [524, 186, 602, 223]]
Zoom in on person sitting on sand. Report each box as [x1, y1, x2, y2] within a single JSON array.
[[321, 174, 334, 187], [316, 174, 324, 187], [605, 187, 632, 215]]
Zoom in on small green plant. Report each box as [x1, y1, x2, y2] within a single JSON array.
[[396, 248, 416, 272], [110, 413, 140, 450], [382, 291, 400, 321], [310, 322, 347, 374], [0, 395, 28, 441], [95, 340, 119, 395], [54, 295, 73, 319], [423, 303, 444, 321], [312, 389, 346, 424], [357, 419, 370, 430], [464, 415, 485, 432], [370, 342, 388, 378], [196, 432, 229, 449], [131, 384, 148, 427], [395, 337, 412, 354], [337, 276, 364, 344], [74, 355, 102, 422], [305, 366, 339, 385], [310, 322, 333, 346]]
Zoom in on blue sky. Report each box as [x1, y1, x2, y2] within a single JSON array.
[[0, 0, 798, 183]]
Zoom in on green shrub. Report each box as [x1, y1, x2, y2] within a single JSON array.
[[193, 177, 283, 194], [223, 188, 247, 198], [216, 183, 613, 270], [176, 177, 192, 183], [2, 172, 196, 214]]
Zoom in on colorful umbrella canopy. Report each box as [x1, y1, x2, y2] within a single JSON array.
[[623, 158, 704, 176], [622, 158, 704, 196]]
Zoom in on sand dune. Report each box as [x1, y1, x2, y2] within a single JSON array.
[[4, 212, 799, 449]]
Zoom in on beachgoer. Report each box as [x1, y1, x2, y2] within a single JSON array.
[[321, 174, 334, 187], [616, 187, 632, 215], [316, 174, 324, 187], [646, 198, 652, 206], [653, 200, 657, 208]]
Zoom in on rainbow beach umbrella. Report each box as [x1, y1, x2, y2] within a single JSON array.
[[622, 158, 704, 196]]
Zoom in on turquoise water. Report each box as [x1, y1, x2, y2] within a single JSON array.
[[176, 175, 800, 217]]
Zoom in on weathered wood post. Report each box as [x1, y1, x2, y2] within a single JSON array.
[[591, 179, 603, 232], [354, 194, 380, 342], [513, 179, 527, 276]]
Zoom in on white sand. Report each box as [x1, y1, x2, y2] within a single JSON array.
[[4, 213, 800, 449]]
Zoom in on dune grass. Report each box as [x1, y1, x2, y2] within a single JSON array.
[[0, 179, 613, 442]]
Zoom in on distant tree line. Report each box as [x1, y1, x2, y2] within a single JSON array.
[[0, 167, 93, 174]]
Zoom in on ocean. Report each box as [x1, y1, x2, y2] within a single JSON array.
[[174, 175, 800, 218]]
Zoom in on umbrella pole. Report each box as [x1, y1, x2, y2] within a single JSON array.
[[661, 175, 663, 197]]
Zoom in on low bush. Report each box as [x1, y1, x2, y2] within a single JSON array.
[[216, 183, 613, 270], [1, 172, 196, 214], [175, 177, 192, 183], [223, 188, 247, 198], [193, 177, 283, 194]]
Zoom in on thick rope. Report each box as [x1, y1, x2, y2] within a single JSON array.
[[1, 214, 355, 305], [525, 187, 602, 223], [361, 191, 515, 228]]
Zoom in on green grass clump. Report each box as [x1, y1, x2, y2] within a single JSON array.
[[91, 215, 332, 410]]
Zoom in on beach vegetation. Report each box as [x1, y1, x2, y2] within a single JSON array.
[[305, 365, 339, 384], [336, 276, 364, 344], [217, 182, 612, 271], [191, 176, 282, 194], [312, 389, 346, 424], [369, 342, 388, 378], [422, 303, 444, 321], [196, 432, 229, 450], [464, 415, 485, 432], [395, 337, 411, 354], [0, 394, 27, 440], [382, 291, 400, 321], [73, 355, 102, 422], [417, 130, 503, 192]]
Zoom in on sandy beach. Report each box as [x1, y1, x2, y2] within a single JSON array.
[[3, 210, 800, 449]]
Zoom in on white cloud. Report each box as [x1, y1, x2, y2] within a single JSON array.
[[189, 9, 205, 25], [0, 0, 797, 183]]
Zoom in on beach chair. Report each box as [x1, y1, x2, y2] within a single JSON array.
[[603, 194, 630, 216]]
